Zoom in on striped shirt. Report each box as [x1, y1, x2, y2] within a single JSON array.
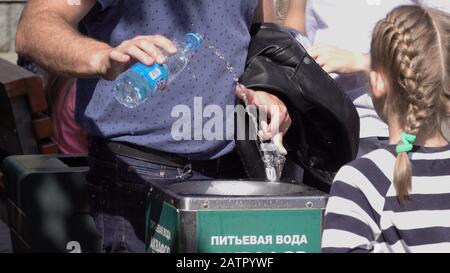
[[321, 145, 450, 253]]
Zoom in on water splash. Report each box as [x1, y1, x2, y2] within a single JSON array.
[[206, 42, 239, 84], [181, 36, 238, 84]]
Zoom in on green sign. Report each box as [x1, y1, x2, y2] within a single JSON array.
[[197, 209, 323, 253], [145, 200, 179, 253]]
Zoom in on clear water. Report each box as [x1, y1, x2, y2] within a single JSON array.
[[114, 44, 193, 108], [205, 42, 264, 143], [165, 53, 189, 83], [113, 70, 152, 108], [114, 33, 201, 108], [206, 42, 239, 84], [114, 36, 240, 109]]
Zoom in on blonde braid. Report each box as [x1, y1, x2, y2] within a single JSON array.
[[387, 12, 437, 135], [371, 6, 449, 203]]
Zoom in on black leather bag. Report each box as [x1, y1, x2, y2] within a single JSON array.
[[237, 23, 360, 191]]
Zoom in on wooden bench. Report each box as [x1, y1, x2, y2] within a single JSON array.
[[0, 57, 59, 192], [0, 57, 64, 252]]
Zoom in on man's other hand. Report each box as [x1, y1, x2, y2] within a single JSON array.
[[236, 84, 291, 155]]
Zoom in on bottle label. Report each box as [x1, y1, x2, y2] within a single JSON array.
[[130, 62, 169, 90]]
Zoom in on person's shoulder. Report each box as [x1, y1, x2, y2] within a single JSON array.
[[334, 147, 394, 192], [353, 147, 396, 171]]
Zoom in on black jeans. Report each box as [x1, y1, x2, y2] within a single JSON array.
[[87, 139, 244, 253]]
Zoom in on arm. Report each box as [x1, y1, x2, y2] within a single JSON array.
[[309, 45, 371, 74], [282, 0, 369, 74], [16, 0, 176, 80], [16, 0, 101, 77], [243, 1, 291, 155], [253, 0, 276, 23], [284, 0, 307, 33]]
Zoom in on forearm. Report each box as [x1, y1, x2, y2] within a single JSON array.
[[284, 13, 305, 33], [254, 0, 276, 23], [16, 2, 110, 78], [284, 0, 306, 33]]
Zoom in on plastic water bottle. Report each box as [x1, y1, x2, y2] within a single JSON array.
[[113, 32, 203, 108]]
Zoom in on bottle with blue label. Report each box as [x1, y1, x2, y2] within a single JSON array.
[[113, 32, 203, 108]]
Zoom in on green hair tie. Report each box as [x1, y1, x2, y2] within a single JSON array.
[[396, 132, 417, 154]]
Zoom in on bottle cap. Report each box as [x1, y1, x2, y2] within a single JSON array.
[[186, 32, 203, 49]]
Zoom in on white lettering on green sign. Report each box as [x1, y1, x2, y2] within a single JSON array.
[[198, 209, 323, 253], [275, 235, 308, 246], [211, 235, 273, 246], [149, 238, 171, 253], [211, 234, 307, 246], [150, 220, 172, 241]]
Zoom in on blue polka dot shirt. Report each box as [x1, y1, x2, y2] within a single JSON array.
[[77, 0, 258, 160]]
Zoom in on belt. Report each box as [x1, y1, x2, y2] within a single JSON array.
[[89, 137, 221, 173]]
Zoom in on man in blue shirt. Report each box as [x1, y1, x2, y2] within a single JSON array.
[[16, 0, 291, 252]]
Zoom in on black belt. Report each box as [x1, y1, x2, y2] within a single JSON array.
[[89, 137, 221, 173]]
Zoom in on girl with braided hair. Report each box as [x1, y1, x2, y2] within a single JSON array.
[[321, 5, 450, 253], [284, 0, 450, 157]]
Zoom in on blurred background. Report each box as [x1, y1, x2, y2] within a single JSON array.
[[0, 0, 23, 64]]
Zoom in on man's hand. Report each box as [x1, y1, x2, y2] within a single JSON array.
[[236, 84, 291, 155], [309, 45, 370, 74], [93, 35, 178, 81], [16, 0, 179, 79]]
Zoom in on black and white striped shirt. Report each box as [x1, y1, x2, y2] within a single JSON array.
[[322, 145, 450, 253]]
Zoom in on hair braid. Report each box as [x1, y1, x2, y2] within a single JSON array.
[[371, 6, 450, 203]]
